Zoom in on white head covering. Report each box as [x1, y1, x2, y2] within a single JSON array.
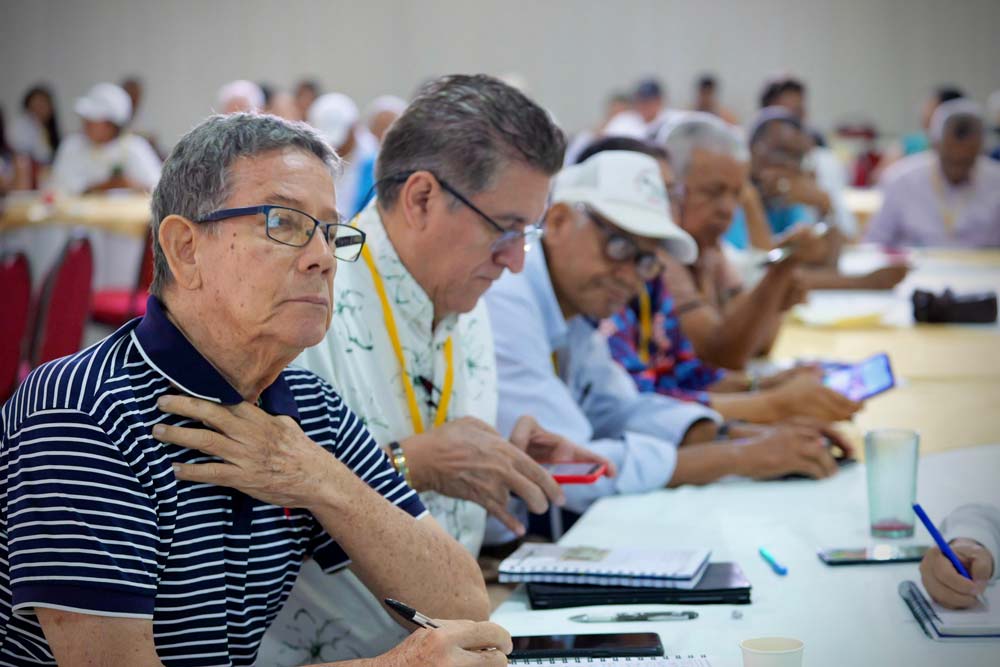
[[308, 93, 360, 149], [929, 98, 983, 143], [601, 110, 648, 140], [365, 95, 408, 122], [216, 80, 265, 113], [552, 150, 698, 264], [74, 83, 132, 126]]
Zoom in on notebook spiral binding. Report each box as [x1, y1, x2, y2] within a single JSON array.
[[509, 654, 711, 665]]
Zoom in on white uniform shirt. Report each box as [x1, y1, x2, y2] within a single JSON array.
[[49, 132, 161, 195], [9, 112, 53, 164], [258, 201, 495, 664]]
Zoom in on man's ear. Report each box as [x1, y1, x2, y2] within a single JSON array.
[[158, 215, 202, 290], [542, 202, 575, 245], [398, 171, 437, 232]]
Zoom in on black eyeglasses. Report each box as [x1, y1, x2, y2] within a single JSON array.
[[383, 171, 544, 254], [197, 205, 366, 261], [577, 203, 665, 281]]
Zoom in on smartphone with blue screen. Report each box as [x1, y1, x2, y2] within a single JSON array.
[[823, 352, 894, 401]]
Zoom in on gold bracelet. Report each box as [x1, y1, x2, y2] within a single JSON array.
[[388, 440, 412, 486]]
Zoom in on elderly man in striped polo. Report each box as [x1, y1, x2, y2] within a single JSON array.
[[0, 113, 510, 667]]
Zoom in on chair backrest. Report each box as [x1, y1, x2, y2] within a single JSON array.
[[29, 235, 94, 367], [0, 252, 32, 403]]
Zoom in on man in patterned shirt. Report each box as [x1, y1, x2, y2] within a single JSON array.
[[0, 113, 508, 666]]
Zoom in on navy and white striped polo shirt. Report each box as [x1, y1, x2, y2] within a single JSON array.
[[0, 297, 426, 666]]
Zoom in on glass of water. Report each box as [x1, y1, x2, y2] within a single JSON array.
[[865, 429, 919, 538]]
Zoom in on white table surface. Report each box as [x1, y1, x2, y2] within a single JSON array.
[[492, 445, 1000, 667]]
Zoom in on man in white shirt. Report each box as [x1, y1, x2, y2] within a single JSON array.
[[308, 93, 379, 217], [49, 82, 161, 195], [486, 151, 843, 514], [920, 504, 999, 609], [260, 74, 606, 665]]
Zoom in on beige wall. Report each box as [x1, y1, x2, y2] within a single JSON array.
[[3, 0, 999, 149]]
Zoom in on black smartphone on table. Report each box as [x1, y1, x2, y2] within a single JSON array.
[[508, 632, 664, 660], [818, 545, 929, 566]]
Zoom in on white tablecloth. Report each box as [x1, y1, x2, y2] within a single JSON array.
[[492, 445, 1000, 667]]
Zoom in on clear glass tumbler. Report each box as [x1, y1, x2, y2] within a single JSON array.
[[865, 428, 919, 538]]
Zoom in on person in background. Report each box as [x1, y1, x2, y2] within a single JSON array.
[[9, 84, 61, 187], [0, 107, 32, 193], [875, 85, 966, 180], [692, 74, 739, 125], [633, 77, 684, 139], [216, 79, 265, 114], [867, 99, 1000, 248], [261, 74, 601, 665], [49, 82, 161, 195], [987, 89, 1000, 162], [487, 150, 847, 522], [365, 94, 408, 144], [579, 136, 860, 425], [294, 77, 321, 119], [920, 504, 998, 609], [267, 90, 303, 121], [121, 75, 163, 158], [2, 111, 504, 667], [660, 114, 809, 369], [308, 92, 379, 217], [759, 79, 859, 239], [563, 91, 634, 165]]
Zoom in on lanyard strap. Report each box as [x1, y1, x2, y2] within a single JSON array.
[[931, 169, 966, 235], [637, 285, 652, 365], [360, 244, 453, 433]]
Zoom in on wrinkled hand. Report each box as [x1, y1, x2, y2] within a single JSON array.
[[919, 539, 994, 609], [738, 422, 839, 480], [770, 372, 862, 422], [154, 395, 341, 509], [508, 415, 616, 478], [404, 417, 565, 536], [759, 363, 822, 389], [778, 225, 831, 265], [781, 415, 856, 459], [860, 264, 910, 290], [377, 619, 512, 667]]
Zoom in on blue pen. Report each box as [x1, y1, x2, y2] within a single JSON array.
[[912, 503, 973, 580], [759, 547, 788, 576]]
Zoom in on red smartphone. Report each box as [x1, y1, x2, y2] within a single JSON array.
[[543, 462, 607, 484]]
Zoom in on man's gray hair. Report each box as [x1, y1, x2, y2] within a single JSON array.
[[149, 113, 340, 298], [375, 74, 566, 208], [659, 112, 748, 178]]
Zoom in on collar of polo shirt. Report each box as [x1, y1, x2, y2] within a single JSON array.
[[132, 295, 300, 419]]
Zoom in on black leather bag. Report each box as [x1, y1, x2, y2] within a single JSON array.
[[912, 289, 998, 324]]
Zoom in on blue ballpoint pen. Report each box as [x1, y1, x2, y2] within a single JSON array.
[[759, 547, 788, 576], [912, 503, 987, 606]]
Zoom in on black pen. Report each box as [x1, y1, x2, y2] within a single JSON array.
[[385, 598, 440, 629]]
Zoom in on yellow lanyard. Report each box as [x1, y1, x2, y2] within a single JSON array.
[[360, 244, 453, 434], [637, 285, 652, 365], [931, 169, 966, 235]]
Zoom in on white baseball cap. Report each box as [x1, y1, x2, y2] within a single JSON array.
[[216, 80, 264, 113], [74, 83, 132, 126], [308, 93, 359, 149], [552, 150, 698, 264]]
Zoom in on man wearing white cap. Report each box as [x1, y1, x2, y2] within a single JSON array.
[[486, 151, 841, 517], [867, 99, 1000, 247], [308, 92, 378, 216], [49, 82, 161, 195]]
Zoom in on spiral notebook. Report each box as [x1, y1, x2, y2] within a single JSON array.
[[509, 655, 714, 665], [898, 580, 1000, 642], [499, 544, 712, 588]]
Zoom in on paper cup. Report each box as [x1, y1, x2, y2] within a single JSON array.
[[740, 637, 804, 667]]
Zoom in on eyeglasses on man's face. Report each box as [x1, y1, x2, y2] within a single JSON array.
[[384, 171, 545, 255], [197, 205, 367, 262], [577, 203, 665, 281]]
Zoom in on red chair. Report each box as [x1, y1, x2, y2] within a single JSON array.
[[91, 229, 154, 326], [0, 253, 32, 404], [28, 235, 94, 367]]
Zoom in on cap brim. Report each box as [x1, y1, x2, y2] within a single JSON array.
[[74, 98, 106, 121], [573, 196, 699, 265]]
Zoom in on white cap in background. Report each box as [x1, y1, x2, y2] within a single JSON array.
[[552, 150, 698, 264], [216, 80, 265, 114], [602, 110, 648, 140], [929, 98, 984, 143], [365, 95, 408, 121], [308, 93, 359, 149], [74, 83, 132, 126]]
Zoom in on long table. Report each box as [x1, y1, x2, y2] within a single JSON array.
[[492, 446, 1000, 667], [0, 192, 150, 289]]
